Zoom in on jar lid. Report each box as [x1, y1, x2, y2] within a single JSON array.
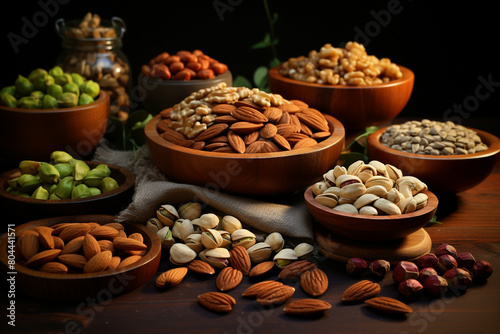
[[55, 16, 126, 41]]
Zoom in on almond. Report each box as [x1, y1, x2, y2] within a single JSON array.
[[211, 103, 236, 115], [278, 260, 317, 280], [234, 100, 266, 110], [263, 107, 282, 123], [249, 261, 275, 278], [53, 236, 65, 249], [97, 239, 115, 254], [194, 123, 229, 141], [311, 131, 331, 139], [289, 114, 302, 132], [293, 137, 318, 149], [229, 121, 264, 135], [160, 130, 193, 147], [198, 292, 236, 313], [216, 267, 243, 292], [191, 141, 206, 150], [103, 222, 125, 231], [227, 130, 246, 153], [277, 111, 291, 125], [89, 225, 119, 240], [256, 284, 295, 306], [278, 103, 302, 114], [116, 255, 142, 269], [26, 249, 61, 267], [128, 233, 144, 243], [342, 280, 381, 303], [160, 107, 173, 118], [245, 141, 266, 153], [243, 131, 260, 145], [214, 115, 238, 124], [59, 223, 91, 241], [84, 250, 112, 273], [229, 245, 251, 275], [300, 122, 314, 136], [300, 268, 328, 297], [39, 262, 68, 274], [296, 109, 329, 132], [260, 123, 277, 139], [107, 256, 121, 270], [16, 228, 38, 239], [58, 254, 88, 269], [276, 123, 298, 137], [231, 106, 268, 123], [83, 234, 101, 260], [20, 233, 40, 260], [272, 134, 291, 151], [113, 237, 147, 253], [283, 298, 332, 316], [51, 223, 73, 236], [155, 267, 188, 288], [60, 235, 85, 255], [157, 118, 173, 133], [37, 226, 55, 250], [241, 280, 283, 298], [364, 296, 413, 314], [285, 132, 310, 145], [204, 142, 230, 151], [290, 99, 309, 111], [187, 259, 215, 275]]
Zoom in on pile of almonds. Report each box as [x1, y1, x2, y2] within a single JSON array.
[[156, 83, 332, 153], [15, 222, 147, 274]]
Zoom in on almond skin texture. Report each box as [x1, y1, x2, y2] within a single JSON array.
[[25, 249, 61, 267], [156, 267, 188, 288], [20, 233, 40, 260], [60, 236, 85, 255], [198, 292, 236, 313], [342, 280, 381, 303], [256, 284, 295, 306], [365, 296, 413, 315], [300, 268, 328, 297], [83, 234, 101, 260], [113, 237, 147, 253], [283, 298, 332, 316], [278, 260, 317, 280], [107, 256, 121, 270], [58, 254, 88, 270], [187, 259, 215, 275], [39, 262, 68, 274], [116, 255, 142, 269], [229, 245, 251, 275], [242, 280, 283, 298], [52, 236, 65, 249], [58, 223, 92, 241], [249, 261, 275, 278], [37, 226, 55, 249], [83, 250, 112, 273], [231, 106, 268, 123], [89, 226, 120, 240], [227, 130, 246, 153], [216, 267, 243, 292]]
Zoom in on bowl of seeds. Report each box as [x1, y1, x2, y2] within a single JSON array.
[[367, 119, 500, 193]]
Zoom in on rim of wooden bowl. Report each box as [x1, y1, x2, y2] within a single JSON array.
[[368, 126, 500, 161], [0, 90, 110, 114], [0, 215, 161, 279], [304, 185, 439, 222], [0, 161, 135, 205], [138, 70, 232, 87], [268, 65, 415, 90], [145, 113, 346, 159]]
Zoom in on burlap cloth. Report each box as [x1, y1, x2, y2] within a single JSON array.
[[94, 140, 315, 244]]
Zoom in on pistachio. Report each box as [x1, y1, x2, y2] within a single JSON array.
[[99, 177, 119, 193], [54, 176, 74, 199], [169, 243, 197, 265], [198, 213, 219, 231], [156, 204, 179, 227], [333, 204, 358, 214], [231, 229, 256, 249], [31, 186, 49, 200], [264, 232, 285, 252], [146, 218, 163, 234], [218, 230, 232, 248], [178, 202, 202, 220], [157, 226, 175, 250], [294, 243, 314, 259], [72, 160, 90, 181], [71, 183, 92, 199], [273, 248, 298, 269], [18, 160, 41, 175], [358, 206, 378, 215], [221, 215, 242, 234], [185, 234, 204, 253], [200, 229, 223, 249], [38, 164, 60, 184], [172, 219, 195, 242], [50, 151, 73, 164], [247, 242, 272, 264], [199, 248, 230, 269]]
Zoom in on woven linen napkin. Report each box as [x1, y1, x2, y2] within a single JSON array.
[[94, 142, 315, 243]]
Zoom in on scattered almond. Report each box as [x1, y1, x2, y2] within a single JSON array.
[[229, 245, 251, 275], [342, 280, 381, 303], [283, 298, 332, 316], [278, 260, 316, 280], [242, 280, 283, 298], [216, 267, 243, 292], [84, 250, 112, 273], [156, 267, 188, 288], [249, 260, 275, 278], [364, 296, 413, 315], [256, 284, 295, 306], [198, 292, 236, 313], [300, 268, 328, 297]]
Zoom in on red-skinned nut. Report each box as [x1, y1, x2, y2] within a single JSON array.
[[398, 278, 423, 298], [456, 252, 476, 271], [436, 254, 458, 274], [416, 253, 438, 269], [369, 259, 390, 278], [418, 267, 438, 283], [472, 260, 493, 281], [423, 274, 448, 298], [392, 261, 419, 283], [346, 257, 368, 276], [443, 268, 472, 290], [435, 244, 457, 258]]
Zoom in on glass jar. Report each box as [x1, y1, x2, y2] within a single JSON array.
[[55, 16, 131, 122]]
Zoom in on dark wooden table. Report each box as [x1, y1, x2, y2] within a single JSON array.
[[2, 129, 500, 334]]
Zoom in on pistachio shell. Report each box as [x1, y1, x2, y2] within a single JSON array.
[[146, 218, 163, 234], [374, 198, 402, 215], [264, 232, 284, 252], [201, 229, 223, 249], [359, 205, 378, 215], [399, 197, 417, 214], [396, 176, 427, 194], [353, 193, 379, 209], [218, 230, 232, 248], [169, 243, 197, 265], [365, 176, 393, 192], [156, 204, 179, 227], [294, 243, 314, 259], [273, 248, 298, 268], [333, 165, 347, 178], [347, 160, 365, 175], [386, 164, 403, 182], [322, 169, 335, 186], [157, 226, 175, 250], [221, 215, 242, 234], [413, 193, 428, 210], [323, 186, 341, 196], [338, 182, 366, 200], [199, 248, 230, 269], [368, 160, 389, 177], [365, 185, 388, 197], [312, 180, 329, 196], [198, 213, 220, 231], [335, 174, 362, 188], [315, 192, 339, 208], [386, 188, 404, 205], [231, 229, 256, 249], [185, 233, 204, 253], [333, 204, 358, 214], [357, 165, 377, 183], [172, 219, 194, 242], [178, 202, 202, 220], [247, 242, 272, 263], [338, 197, 355, 205]]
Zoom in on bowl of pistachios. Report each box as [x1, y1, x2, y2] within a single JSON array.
[[0, 151, 135, 223], [0, 66, 110, 164], [367, 119, 500, 193]]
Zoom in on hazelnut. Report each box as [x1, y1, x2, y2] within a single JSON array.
[[434, 244, 457, 258], [443, 268, 472, 291], [418, 267, 438, 283], [456, 252, 476, 271], [436, 254, 458, 274], [472, 260, 493, 281], [392, 261, 419, 283], [423, 274, 448, 298], [416, 253, 438, 269], [369, 259, 390, 278], [346, 257, 368, 276], [398, 278, 423, 298]]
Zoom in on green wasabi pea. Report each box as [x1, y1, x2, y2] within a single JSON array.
[[50, 151, 73, 164], [1, 93, 17, 108], [31, 186, 49, 200], [46, 83, 63, 99], [71, 73, 85, 86], [0, 85, 16, 96], [63, 82, 80, 97], [80, 80, 100, 98], [57, 92, 78, 107], [100, 176, 119, 193], [71, 183, 92, 199], [17, 96, 39, 109], [48, 66, 64, 77], [39, 163, 60, 184], [54, 176, 74, 199], [53, 163, 73, 178], [15, 75, 34, 96], [53, 73, 72, 86], [43, 94, 58, 109], [27, 68, 48, 83], [78, 93, 94, 105], [30, 90, 44, 100]]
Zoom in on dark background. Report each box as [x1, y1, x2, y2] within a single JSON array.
[[1, 0, 498, 135]]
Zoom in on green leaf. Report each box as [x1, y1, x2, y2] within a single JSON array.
[[269, 57, 281, 68], [253, 66, 269, 90], [339, 151, 369, 166], [426, 215, 442, 225], [251, 33, 279, 49], [232, 75, 253, 89], [344, 126, 379, 151]]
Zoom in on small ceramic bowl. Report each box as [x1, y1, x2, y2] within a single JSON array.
[[0, 91, 110, 164], [0, 214, 161, 301], [0, 161, 135, 223], [367, 126, 500, 193], [304, 186, 438, 241], [145, 113, 345, 196], [137, 71, 233, 115], [268, 65, 414, 131]]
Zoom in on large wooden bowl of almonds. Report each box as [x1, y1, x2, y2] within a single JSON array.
[[145, 84, 345, 196], [367, 121, 500, 193]]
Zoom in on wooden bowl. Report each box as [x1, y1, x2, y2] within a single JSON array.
[[0, 161, 135, 223], [0, 215, 161, 301], [137, 71, 233, 115], [304, 186, 438, 241], [367, 127, 500, 193], [0, 91, 110, 164], [268, 65, 414, 130], [145, 114, 345, 196]]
